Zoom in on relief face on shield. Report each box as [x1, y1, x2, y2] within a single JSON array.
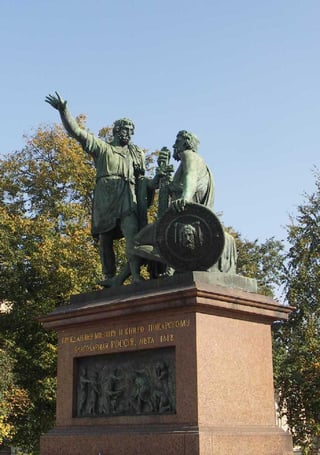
[[174, 222, 203, 251]]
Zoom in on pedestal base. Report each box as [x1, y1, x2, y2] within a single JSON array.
[[41, 424, 293, 455], [40, 272, 293, 455]]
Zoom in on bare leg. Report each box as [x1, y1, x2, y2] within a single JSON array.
[[99, 232, 116, 285], [121, 213, 142, 283]]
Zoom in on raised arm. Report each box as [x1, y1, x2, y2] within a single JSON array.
[[45, 92, 89, 147]]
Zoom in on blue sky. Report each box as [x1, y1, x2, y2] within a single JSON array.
[[1, 0, 319, 244]]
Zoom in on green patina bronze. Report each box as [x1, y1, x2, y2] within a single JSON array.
[[46, 92, 154, 286], [75, 348, 176, 417], [134, 130, 238, 275], [46, 93, 237, 286]]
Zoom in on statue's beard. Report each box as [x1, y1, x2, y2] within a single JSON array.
[[119, 134, 130, 146]]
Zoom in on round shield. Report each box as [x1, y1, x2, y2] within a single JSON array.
[[156, 203, 225, 272]]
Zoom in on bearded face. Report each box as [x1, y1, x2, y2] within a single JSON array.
[[117, 126, 132, 146], [172, 134, 186, 161], [113, 118, 135, 146], [173, 130, 199, 159]]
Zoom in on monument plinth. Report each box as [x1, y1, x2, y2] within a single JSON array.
[[40, 273, 293, 455]]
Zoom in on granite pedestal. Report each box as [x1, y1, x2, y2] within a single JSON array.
[[40, 272, 293, 455]]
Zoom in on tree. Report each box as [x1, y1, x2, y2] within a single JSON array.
[[273, 169, 320, 454], [0, 339, 30, 447], [0, 120, 102, 453], [227, 227, 284, 297]]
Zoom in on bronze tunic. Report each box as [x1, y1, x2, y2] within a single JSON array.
[[82, 133, 145, 235]]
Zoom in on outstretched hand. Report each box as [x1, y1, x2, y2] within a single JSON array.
[[45, 91, 67, 111]]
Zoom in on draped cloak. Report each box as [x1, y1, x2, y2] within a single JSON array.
[[80, 133, 147, 237]]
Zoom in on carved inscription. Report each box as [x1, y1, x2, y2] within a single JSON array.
[[75, 347, 176, 417], [61, 318, 190, 354]]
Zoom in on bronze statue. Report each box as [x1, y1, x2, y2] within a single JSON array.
[[169, 130, 214, 212], [134, 130, 237, 274], [45, 92, 153, 286], [46, 92, 236, 285]]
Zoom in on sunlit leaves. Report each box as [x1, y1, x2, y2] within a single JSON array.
[[0, 345, 31, 446], [0, 121, 101, 452], [226, 227, 284, 297], [274, 169, 320, 453]]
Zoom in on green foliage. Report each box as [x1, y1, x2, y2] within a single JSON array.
[[273, 169, 320, 453], [226, 227, 285, 297], [0, 339, 31, 446], [0, 121, 102, 453]]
